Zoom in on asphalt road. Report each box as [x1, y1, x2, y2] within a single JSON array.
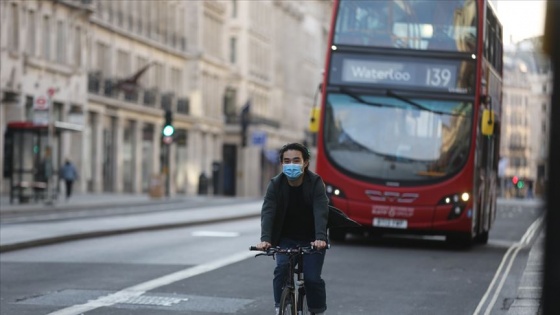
[[0, 200, 543, 315]]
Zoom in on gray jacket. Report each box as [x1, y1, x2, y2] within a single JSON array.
[[260, 170, 329, 246]]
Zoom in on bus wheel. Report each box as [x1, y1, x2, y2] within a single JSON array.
[[329, 228, 347, 242], [475, 230, 489, 244], [446, 234, 473, 249]]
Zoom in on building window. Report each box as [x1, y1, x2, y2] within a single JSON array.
[[128, 1, 134, 31], [137, 0, 143, 34], [96, 42, 110, 75], [117, 1, 124, 27], [171, 68, 182, 96], [230, 37, 237, 64], [25, 96, 34, 120], [53, 102, 64, 121], [27, 10, 35, 56], [117, 50, 130, 79], [56, 21, 66, 63], [154, 62, 163, 90], [8, 3, 19, 51], [43, 16, 51, 60], [74, 26, 82, 67], [136, 56, 149, 87]]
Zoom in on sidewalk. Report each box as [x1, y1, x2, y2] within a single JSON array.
[[0, 192, 263, 252], [507, 229, 544, 315], [1, 192, 187, 215]]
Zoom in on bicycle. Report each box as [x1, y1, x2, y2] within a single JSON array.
[[250, 245, 327, 315]]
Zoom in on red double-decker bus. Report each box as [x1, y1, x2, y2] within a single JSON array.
[[316, 0, 502, 246]]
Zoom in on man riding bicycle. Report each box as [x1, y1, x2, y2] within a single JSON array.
[[255, 142, 329, 315]]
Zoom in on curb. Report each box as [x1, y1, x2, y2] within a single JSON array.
[[0, 200, 181, 217], [0, 212, 260, 253]]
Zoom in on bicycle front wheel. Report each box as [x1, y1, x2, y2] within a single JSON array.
[[297, 287, 309, 315], [279, 287, 296, 315]]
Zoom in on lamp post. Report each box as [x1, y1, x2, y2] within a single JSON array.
[[44, 88, 57, 205]]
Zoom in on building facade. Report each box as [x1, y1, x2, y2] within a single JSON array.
[[0, 0, 91, 195], [501, 37, 552, 197], [1, 0, 332, 198]]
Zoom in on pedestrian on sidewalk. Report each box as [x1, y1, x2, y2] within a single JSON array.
[[59, 159, 78, 200]]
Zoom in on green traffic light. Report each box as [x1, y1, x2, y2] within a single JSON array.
[[162, 125, 174, 137], [517, 181, 524, 189]]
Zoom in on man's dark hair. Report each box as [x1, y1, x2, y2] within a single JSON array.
[[279, 143, 310, 162]]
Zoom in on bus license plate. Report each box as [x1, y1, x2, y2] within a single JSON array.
[[373, 218, 408, 229]]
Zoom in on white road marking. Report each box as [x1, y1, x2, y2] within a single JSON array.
[[47, 250, 256, 315], [191, 230, 240, 237], [472, 215, 544, 315]]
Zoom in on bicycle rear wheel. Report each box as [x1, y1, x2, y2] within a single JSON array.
[[279, 287, 296, 315], [297, 287, 309, 315]]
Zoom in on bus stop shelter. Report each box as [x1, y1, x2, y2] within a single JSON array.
[[3, 121, 82, 204]]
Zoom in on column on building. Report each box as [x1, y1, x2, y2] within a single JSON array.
[[168, 141, 177, 196], [152, 122, 162, 182], [93, 111, 103, 192], [189, 129, 203, 194], [133, 119, 143, 193], [114, 115, 124, 192]]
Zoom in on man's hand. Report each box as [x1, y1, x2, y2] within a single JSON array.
[[256, 241, 271, 250], [311, 240, 327, 249]]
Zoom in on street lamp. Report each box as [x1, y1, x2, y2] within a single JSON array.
[[45, 88, 57, 205]]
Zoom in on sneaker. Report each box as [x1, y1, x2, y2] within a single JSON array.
[[275, 307, 279, 315]]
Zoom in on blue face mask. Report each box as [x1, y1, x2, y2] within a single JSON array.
[[282, 163, 303, 181]]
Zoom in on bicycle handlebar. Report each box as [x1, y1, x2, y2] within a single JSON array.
[[249, 244, 330, 254]]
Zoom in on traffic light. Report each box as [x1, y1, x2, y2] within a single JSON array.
[[162, 110, 174, 137], [512, 176, 525, 189]]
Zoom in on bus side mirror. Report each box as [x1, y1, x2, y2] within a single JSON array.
[[309, 107, 320, 133], [481, 109, 494, 136]]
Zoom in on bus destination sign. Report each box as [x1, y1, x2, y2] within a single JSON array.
[[330, 53, 471, 94]]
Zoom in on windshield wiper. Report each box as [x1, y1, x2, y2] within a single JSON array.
[[339, 87, 390, 108], [386, 90, 433, 112], [386, 90, 464, 116], [338, 87, 465, 116]]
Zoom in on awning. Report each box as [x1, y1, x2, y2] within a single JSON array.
[[7, 121, 83, 132]]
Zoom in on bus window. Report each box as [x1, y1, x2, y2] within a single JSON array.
[[334, 0, 477, 53]]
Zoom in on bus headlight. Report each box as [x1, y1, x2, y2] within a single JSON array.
[[325, 183, 346, 199], [438, 192, 471, 220]]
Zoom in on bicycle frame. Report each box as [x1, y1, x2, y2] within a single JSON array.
[[250, 246, 320, 315]]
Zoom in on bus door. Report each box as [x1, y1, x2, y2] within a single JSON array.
[[478, 97, 497, 232]]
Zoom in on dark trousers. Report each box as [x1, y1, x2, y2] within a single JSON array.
[[273, 238, 327, 313], [65, 180, 74, 199]]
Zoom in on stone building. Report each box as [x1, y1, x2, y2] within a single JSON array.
[[501, 37, 552, 197], [0, 0, 91, 196], [0, 0, 332, 199]]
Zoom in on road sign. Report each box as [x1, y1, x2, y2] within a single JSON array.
[[251, 130, 266, 147], [34, 95, 49, 110], [33, 111, 49, 125], [162, 136, 173, 145], [47, 88, 57, 97]]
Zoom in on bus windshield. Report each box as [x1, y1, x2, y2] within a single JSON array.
[[323, 93, 473, 183], [334, 0, 477, 52]]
